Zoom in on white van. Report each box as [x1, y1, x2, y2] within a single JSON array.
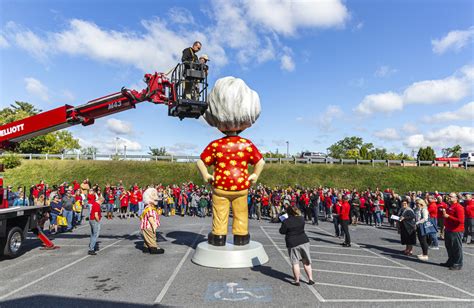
[[460, 152, 474, 162]]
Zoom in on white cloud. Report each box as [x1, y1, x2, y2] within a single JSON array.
[[428, 102, 474, 122], [373, 128, 401, 141], [316, 105, 343, 131], [243, 0, 349, 35], [432, 26, 474, 54], [106, 118, 133, 135], [355, 65, 474, 115], [401, 123, 418, 134], [168, 7, 195, 24], [280, 54, 295, 71], [167, 142, 198, 155], [112, 137, 142, 152], [0, 34, 9, 48], [403, 75, 471, 104], [374, 65, 397, 78], [5, 2, 350, 72], [24, 77, 49, 102], [6, 22, 49, 62], [404, 126, 474, 149], [355, 92, 403, 115]]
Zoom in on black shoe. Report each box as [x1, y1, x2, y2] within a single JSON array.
[[342, 243, 351, 247], [449, 265, 462, 271], [291, 281, 300, 286], [440, 262, 452, 267], [143, 247, 150, 253], [308, 280, 315, 285], [234, 234, 250, 246], [208, 233, 227, 246], [88, 250, 97, 255], [149, 247, 165, 254]]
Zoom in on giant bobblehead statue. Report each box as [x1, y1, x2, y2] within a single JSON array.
[[197, 77, 265, 246]]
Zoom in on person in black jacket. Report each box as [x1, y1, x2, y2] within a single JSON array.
[[279, 206, 315, 286], [181, 41, 201, 63]]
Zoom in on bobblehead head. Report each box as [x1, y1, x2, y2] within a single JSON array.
[[204, 77, 261, 134]]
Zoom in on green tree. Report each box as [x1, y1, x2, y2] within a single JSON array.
[[0, 101, 80, 154], [442, 145, 462, 158], [81, 146, 98, 156], [345, 148, 361, 159], [417, 147, 436, 161], [327, 136, 364, 158], [148, 147, 168, 156]]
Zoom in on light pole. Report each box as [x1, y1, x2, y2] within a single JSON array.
[[115, 137, 120, 155], [286, 141, 289, 158], [124, 145, 127, 159]]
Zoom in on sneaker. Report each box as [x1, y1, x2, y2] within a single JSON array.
[[417, 255, 428, 261], [88, 250, 97, 255], [429, 246, 439, 250], [342, 243, 351, 247], [291, 281, 300, 287], [449, 265, 462, 271], [308, 280, 315, 285]]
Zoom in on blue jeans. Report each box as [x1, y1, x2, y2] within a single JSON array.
[[63, 209, 73, 230], [89, 220, 101, 251], [374, 211, 382, 225], [312, 206, 319, 224], [429, 218, 439, 247], [138, 201, 144, 216], [74, 211, 82, 226]]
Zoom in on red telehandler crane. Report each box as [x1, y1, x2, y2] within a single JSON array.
[[0, 62, 208, 257]]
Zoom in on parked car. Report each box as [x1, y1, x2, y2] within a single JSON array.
[[460, 152, 474, 162]]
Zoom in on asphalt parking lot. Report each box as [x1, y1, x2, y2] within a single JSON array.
[[0, 214, 473, 307]]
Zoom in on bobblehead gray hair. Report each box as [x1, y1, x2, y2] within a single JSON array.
[[204, 77, 261, 132], [143, 187, 158, 205]]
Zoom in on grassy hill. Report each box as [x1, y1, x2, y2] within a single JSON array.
[[3, 160, 473, 193]]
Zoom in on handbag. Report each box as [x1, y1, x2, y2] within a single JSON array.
[[57, 215, 68, 227], [420, 220, 437, 236]]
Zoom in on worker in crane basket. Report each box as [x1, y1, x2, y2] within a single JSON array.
[[181, 41, 202, 100]]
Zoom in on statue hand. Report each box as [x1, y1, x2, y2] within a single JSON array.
[[248, 173, 258, 184], [204, 174, 214, 183]]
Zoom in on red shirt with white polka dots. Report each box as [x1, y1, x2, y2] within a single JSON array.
[[200, 136, 263, 191]]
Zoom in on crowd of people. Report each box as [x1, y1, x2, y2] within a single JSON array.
[[5, 179, 473, 269]]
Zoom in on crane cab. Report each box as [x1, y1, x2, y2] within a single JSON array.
[[169, 62, 208, 120]]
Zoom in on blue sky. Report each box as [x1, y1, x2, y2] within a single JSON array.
[[1, 0, 473, 156]]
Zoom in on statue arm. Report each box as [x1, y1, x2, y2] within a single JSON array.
[[196, 159, 214, 183], [248, 158, 265, 184]]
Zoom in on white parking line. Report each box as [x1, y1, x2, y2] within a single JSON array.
[[0, 230, 139, 301], [154, 226, 205, 304], [260, 226, 326, 302], [325, 298, 473, 303], [276, 248, 379, 258], [314, 282, 452, 300], [313, 269, 441, 283], [359, 246, 474, 297], [463, 251, 474, 256], [314, 259, 406, 269]]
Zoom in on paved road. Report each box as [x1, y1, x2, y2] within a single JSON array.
[[0, 214, 473, 307]]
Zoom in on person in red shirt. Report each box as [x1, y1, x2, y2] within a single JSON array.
[[197, 77, 265, 246], [339, 195, 351, 246], [88, 197, 103, 255], [427, 195, 440, 249], [119, 189, 129, 219], [440, 193, 465, 270], [332, 197, 344, 238], [437, 196, 448, 239], [462, 194, 474, 244]]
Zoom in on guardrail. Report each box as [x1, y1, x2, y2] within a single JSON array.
[[1, 153, 473, 169]]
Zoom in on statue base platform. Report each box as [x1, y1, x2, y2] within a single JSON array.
[[192, 240, 269, 268]]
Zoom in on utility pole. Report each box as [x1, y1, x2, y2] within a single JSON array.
[[124, 145, 127, 159], [115, 137, 119, 155], [286, 141, 289, 158]]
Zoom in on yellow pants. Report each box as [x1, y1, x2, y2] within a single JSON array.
[[212, 188, 248, 236], [142, 228, 157, 249]]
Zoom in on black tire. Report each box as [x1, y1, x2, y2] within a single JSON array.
[[3, 226, 24, 258]]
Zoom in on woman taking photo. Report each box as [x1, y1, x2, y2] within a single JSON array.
[[279, 206, 315, 286], [415, 199, 430, 261], [399, 199, 416, 255]]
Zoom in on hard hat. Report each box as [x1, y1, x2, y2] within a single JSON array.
[[200, 54, 210, 61]]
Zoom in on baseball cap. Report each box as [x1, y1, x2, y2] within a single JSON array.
[[199, 54, 209, 61]]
